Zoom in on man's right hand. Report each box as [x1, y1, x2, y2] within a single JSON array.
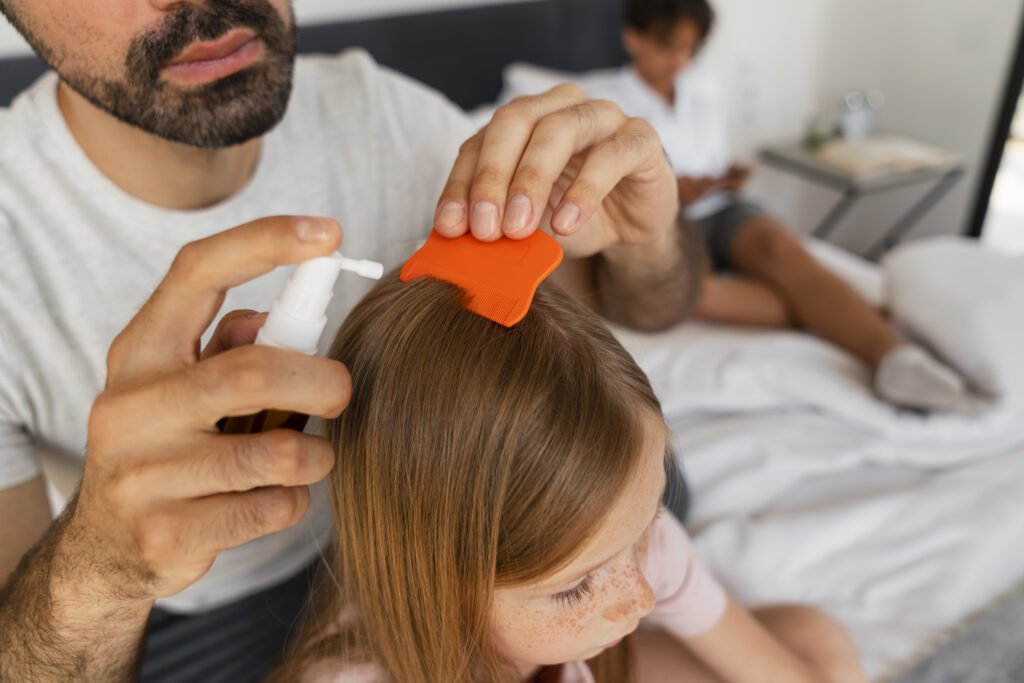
[[71, 215, 350, 600], [0, 215, 350, 682]]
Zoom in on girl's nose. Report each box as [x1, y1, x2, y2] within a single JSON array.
[[602, 561, 656, 623]]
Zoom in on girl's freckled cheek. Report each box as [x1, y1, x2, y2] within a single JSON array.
[[552, 609, 585, 638], [548, 587, 604, 639], [517, 605, 541, 644]]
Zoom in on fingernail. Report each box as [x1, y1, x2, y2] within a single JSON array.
[[551, 203, 581, 233], [295, 218, 335, 243], [435, 201, 465, 231], [504, 194, 533, 235], [472, 202, 500, 239]]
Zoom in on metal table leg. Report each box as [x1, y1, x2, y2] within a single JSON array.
[[813, 188, 860, 240], [864, 168, 966, 260]]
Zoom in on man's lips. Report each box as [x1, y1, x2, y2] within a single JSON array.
[[163, 29, 263, 85], [168, 28, 257, 66]]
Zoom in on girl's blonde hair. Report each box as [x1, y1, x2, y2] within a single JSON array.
[[279, 272, 664, 682]]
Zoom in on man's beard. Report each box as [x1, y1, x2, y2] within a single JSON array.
[[15, 0, 298, 149]]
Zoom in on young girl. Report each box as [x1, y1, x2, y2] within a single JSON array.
[[276, 273, 867, 683]]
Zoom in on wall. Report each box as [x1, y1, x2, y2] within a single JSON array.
[[695, 0, 838, 237], [701, 0, 832, 158], [795, 0, 1022, 250], [691, 0, 1022, 251]]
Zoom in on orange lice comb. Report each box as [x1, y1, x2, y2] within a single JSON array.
[[400, 230, 564, 327]]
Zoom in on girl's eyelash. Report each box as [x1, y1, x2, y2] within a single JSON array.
[[553, 575, 594, 608], [550, 511, 660, 609]]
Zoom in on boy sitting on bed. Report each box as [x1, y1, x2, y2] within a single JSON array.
[[591, 0, 965, 412]]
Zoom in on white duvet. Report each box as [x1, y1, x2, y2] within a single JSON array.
[[612, 239, 1024, 681]]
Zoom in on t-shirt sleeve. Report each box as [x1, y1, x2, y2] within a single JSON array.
[[0, 329, 41, 491], [642, 508, 728, 638]]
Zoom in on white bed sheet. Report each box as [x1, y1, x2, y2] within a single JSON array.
[[611, 244, 1024, 681]]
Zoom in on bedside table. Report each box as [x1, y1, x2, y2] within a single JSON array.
[[761, 138, 965, 259]]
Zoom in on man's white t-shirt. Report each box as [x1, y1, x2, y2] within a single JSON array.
[[0, 49, 474, 613], [590, 64, 731, 221]]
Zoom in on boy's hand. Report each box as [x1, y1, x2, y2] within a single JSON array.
[[723, 163, 753, 193]]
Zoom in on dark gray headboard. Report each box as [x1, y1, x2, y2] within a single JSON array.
[[0, 0, 627, 110]]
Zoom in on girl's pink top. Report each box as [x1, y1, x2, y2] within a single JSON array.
[[303, 510, 727, 682]]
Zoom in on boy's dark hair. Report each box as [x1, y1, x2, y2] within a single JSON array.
[[624, 0, 716, 42]]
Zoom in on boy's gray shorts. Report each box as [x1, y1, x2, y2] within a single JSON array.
[[695, 200, 768, 270]]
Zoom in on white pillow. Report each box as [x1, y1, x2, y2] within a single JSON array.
[[883, 237, 1024, 401], [498, 62, 617, 104]]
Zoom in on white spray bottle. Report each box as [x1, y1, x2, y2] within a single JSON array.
[[219, 253, 384, 435]]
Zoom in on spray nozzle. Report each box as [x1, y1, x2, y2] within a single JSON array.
[[256, 252, 385, 354], [336, 254, 385, 280]]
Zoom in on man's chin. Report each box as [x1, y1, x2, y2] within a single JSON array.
[[110, 62, 293, 149]]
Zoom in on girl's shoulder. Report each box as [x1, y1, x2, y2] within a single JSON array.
[[645, 507, 698, 577], [643, 509, 728, 637]]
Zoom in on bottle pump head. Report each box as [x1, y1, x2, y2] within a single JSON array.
[[256, 253, 384, 355]]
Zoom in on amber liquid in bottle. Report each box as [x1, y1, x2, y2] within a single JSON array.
[[213, 253, 382, 435], [218, 410, 309, 434]]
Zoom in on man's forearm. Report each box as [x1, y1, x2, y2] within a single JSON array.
[[594, 213, 709, 332], [0, 500, 152, 682]]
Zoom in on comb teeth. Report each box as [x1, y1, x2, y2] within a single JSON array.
[[469, 290, 520, 327]]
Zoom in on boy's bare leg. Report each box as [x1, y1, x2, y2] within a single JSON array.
[[692, 275, 795, 329], [728, 217, 901, 368], [725, 217, 964, 409]]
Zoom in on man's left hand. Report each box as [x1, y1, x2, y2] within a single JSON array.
[[432, 84, 679, 259]]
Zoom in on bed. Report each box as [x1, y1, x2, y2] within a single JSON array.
[[613, 237, 1024, 681], [3, 2, 1021, 680]]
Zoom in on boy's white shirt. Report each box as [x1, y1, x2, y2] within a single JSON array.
[[0, 49, 474, 613], [589, 63, 732, 221]]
